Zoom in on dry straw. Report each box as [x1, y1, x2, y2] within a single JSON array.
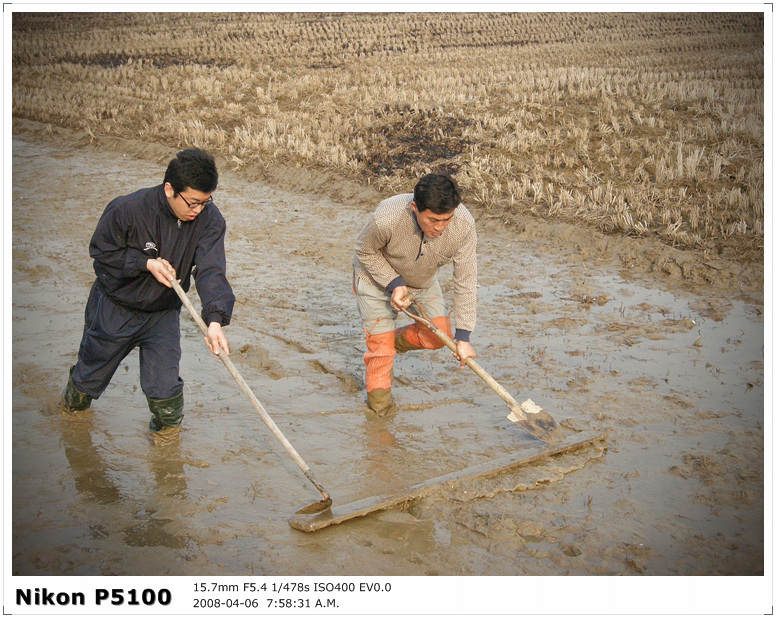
[[12, 12, 764, 261]]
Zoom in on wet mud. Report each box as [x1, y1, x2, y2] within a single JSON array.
[[11, 123, 764, 577]]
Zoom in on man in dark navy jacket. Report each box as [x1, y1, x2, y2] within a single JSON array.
[[59, 148, 235, 444]]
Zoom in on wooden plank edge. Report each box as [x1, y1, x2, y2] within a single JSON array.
[[288, 429, 607, 533]]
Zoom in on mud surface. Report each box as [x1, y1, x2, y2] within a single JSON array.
[[11, 124, 764, 581]]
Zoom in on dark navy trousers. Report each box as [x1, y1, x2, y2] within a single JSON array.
[[71, 281, 184, 401]]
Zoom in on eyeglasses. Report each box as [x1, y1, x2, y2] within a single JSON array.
[[178, 193, 213, 210]]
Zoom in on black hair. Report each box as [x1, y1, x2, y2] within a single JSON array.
[[164, 148, 218, 194], [413, 173, 461, 214]]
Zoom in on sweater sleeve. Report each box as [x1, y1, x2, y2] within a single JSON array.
[[354, 215, 402, 289], [451, 224, 477, 334]]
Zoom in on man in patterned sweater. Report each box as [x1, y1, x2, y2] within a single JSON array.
[[353, 173, 478, 415]]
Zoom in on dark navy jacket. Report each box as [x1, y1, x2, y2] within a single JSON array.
[[89, 184, 235, 326]]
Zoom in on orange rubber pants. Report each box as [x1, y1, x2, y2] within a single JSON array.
[[364, 332, 395, 393], [395, 316, 452, 351], [364, 316, 452, 392]]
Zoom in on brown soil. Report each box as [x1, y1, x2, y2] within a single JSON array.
[[11, 121, 764, 592]]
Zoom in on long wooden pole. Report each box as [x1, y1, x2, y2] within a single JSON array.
[[398, 306, 529, 419], [398, 300, 563, 443], [167, 271, 331, 508]]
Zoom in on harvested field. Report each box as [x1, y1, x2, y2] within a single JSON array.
[[12, 12, 764, 262]]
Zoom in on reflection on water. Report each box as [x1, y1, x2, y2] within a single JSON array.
[[61, 414, 123, 505], [355, 414, 401, 501], [149, 441, 188, 499], [60, 412, 192, 548]]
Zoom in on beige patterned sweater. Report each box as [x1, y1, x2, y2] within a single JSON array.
[[353, 193, 477, 338]]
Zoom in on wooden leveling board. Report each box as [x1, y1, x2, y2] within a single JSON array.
[[289, 430, 606, 532]]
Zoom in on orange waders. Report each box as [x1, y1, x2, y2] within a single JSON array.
[[357, 275, 453, 415]]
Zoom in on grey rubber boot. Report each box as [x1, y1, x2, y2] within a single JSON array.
[[367, 387, 396, 416], [59, 368, 93, 413]]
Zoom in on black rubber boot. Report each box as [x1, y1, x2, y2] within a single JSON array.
[[59, 368, 93, 413], [148, 392, 184, 445]]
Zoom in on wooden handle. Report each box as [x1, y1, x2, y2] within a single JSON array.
[[399, 305, 527, 421], [167, 273, 316, 478]]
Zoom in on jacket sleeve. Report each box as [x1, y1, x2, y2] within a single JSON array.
[[193, 211, 235, 326], [89, 200, 149, 282], [354, 216, 402, 289]]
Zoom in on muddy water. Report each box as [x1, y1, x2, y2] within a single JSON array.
[[10, 129, 764, 585]]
